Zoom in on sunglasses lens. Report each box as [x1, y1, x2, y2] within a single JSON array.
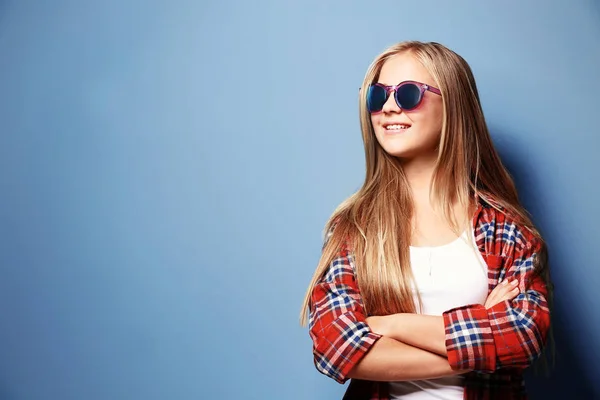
[[396, 83, 422, 110], [366, 85, 388, 113]]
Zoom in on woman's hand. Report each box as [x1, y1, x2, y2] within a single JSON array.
[[484, 279, 520, 309]]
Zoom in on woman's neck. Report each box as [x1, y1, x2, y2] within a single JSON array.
[[400, 152, 438, 199]]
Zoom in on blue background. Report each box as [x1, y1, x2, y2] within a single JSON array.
[[0, 0, 599, 399]]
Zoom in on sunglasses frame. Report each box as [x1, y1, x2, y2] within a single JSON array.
[[367, 80, 442, 114]]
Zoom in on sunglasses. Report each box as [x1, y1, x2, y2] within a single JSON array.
[[366, 80, 442, 113]]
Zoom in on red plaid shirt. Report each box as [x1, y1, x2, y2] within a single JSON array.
[[308, 201, 551, 399]]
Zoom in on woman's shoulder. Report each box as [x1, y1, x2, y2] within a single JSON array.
[[474, 196, 540, 251]]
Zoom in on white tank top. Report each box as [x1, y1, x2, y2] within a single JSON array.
[[388, 230, 489, 399]]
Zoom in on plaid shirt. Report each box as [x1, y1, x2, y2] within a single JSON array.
[[308, 201, 551, 400]]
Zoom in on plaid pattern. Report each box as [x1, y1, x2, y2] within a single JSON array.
[[309, 250, 382, 384], [307, 201, 551, 400]]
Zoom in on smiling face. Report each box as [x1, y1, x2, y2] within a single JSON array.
[[370, 52, 444, 160]]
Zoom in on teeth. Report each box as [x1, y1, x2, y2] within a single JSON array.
[[386, 124, 409, 130]]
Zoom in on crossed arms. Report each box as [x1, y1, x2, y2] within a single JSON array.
[[307, 242, 550, 384]]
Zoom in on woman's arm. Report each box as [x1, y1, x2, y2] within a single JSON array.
[[443, 240, 551, 372], [366, 314, 447, 356], [365, 279, 521, 357], [347, 336, 469, 382]]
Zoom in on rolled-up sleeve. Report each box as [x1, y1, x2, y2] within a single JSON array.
[[308, 249, 381, 384], [442, 239, 551, 372]]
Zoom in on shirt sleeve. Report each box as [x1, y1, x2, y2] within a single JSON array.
[[308, 248, 382, 384], [442, 238, 551, 372]]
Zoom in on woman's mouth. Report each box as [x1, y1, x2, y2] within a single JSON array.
[[383, 123, 411, 133]]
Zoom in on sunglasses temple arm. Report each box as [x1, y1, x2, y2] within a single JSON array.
[[425, 85, 442, 95]]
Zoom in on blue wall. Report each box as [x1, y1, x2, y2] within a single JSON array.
[[0, 1, 598, 399]]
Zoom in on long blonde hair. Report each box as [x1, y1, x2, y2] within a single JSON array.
[[299, 41, 552, 329]]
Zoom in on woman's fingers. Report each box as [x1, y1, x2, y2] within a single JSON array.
[[484, 279, 520, 309]]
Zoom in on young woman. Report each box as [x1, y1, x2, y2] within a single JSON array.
[[299, 41, 552, 400]]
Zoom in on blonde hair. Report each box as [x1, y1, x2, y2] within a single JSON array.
[[299, 41, 552, 335]]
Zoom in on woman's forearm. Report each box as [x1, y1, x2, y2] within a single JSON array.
[[347, 336, 468, 381], [367, 314, 447, 356]]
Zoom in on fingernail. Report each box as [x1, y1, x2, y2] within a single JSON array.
[[501, 279, 507, 285], [511, 280, 518, 286]]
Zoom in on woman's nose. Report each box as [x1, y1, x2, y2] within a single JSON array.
[[381, 90, 402, 114]]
